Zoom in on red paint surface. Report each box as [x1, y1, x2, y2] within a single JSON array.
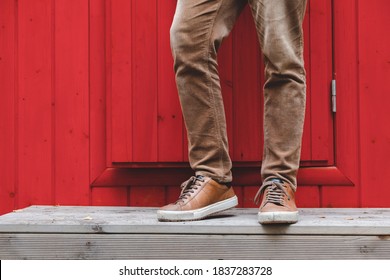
[[1, 0, 389, 214]]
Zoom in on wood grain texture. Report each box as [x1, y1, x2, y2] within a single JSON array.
[[219, 27, 234, 158], [129, 186, 165, 207], [157, 0, 183, 162], [54, 0, 90, 205], [358, 0, 390, 207], [91, 166, 353, 187], [321, 0, 360, 207], [89, 0, 107, 182], [309, 0, 334, 162], [295, 186, 321, 207], [300, 6, 312, 161], [0, 0, 16, 214], [232, 6, 262, 162], [1, 206, 390, 235], [107, 0, 334, 164], [17, 0, 53, 208], [1, 233, 389, 260], [91, 187, 128, 206], [131, 0, 158, 162], [110, 0, 133, 162], [1, 207, 390, 259]]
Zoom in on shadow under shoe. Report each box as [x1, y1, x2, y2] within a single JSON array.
[[255, 179, 298, 224], [157, 175, 238, 222]]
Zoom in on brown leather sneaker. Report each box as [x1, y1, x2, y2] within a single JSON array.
[[255, 179, 298, 224], [157, 175, 238, 222]]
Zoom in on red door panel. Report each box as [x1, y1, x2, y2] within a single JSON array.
[[108, 0, 334, 166]]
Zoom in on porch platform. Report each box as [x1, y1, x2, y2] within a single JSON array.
[[0, 206, 389, 259]]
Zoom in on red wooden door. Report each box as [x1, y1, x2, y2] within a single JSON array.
[[109, 0, 334, 165], [100, 0, 346, 192]]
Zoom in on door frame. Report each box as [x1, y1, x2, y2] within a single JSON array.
[[90, 0, 357, 188]]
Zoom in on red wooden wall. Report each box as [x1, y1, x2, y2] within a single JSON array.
[[1, 0, 389, 214]]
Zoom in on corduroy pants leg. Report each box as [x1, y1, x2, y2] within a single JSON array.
[[170, 0, 307, 189]]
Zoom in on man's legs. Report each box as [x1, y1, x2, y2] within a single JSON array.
[[170, 0, 246, 184], [249, 0, 307, 223], [157, 0, 246, 222], [171, 0, 306, 188], [158, 0, 307, 223]]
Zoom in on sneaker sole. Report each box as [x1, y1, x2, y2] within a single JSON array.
[[258, 211, 299, 224], [157, 196, 238, 222]]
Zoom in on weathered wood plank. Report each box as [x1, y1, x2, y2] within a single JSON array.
[[1, 206, 390, 259], [1, 234, 389, 260], [1, 206, 390, 236]]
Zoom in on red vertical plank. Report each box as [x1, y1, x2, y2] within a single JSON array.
[[129, 186, 165, 207], [232, 6, 262, 162], [242, 186, 259, 208], [17, 0, 53, 208], [359, 0, 390, 207], [219, 33, 234, 158], [300, 4, 312, 161], [182, 125, 189, 162], [132, 0, 158, 162], [110, 0, 133, 162], [309, 0, 334, 163], [105, 0, 113, 166], [321, 0, 360, 207], [332, 0, 359, 184], [91, 187, 128, 206], [90, 0, 106, 180], [55, 0, 90, 205], [157, 0, 183, 162], [166, 185, 181, 205], [321, 186, 359, 208], [295, 186, 320, 208], [233, 186, 244, 208], [91, 0, 131, 209], [0, 0, 16, 214]]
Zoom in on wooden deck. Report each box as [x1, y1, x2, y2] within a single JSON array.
[[0, 206, 390, 259]]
